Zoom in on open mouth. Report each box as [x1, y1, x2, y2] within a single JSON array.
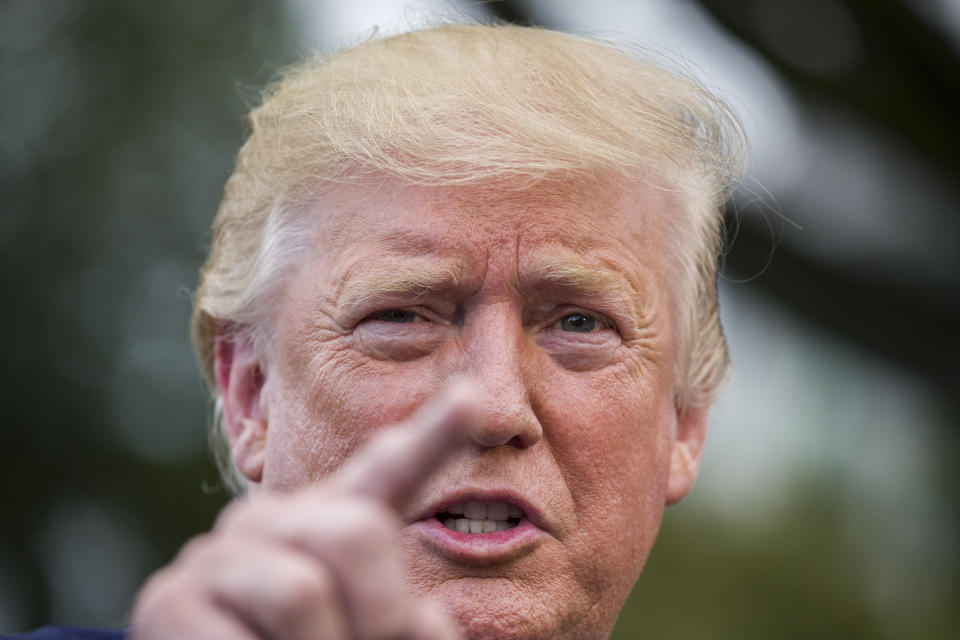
[[434, 500, 524, 533]]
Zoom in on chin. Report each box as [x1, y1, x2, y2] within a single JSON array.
[[397, 522, 631, 639], [429, 577, 565, 639], [409, 573, 615, 640]]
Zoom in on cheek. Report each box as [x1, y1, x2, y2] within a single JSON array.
[[541, 368, 675, 577], [262, 344, 439, 489]]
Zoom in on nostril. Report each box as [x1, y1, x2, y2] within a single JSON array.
[[467, 416, 542, 449]]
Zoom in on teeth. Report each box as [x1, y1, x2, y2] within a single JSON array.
[[447, 517, 512, 533], [464, 501, 486, 520], [487, 502, 509, 520], [437, 500, 523, 534]]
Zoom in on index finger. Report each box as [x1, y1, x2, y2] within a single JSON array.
[[329, 378, 481, 511]]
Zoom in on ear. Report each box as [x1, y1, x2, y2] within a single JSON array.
[[214, 331, 267, 485], [665, 403, 708, 505]]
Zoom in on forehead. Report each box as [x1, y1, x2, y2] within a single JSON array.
[[315, 177, 675, 263]]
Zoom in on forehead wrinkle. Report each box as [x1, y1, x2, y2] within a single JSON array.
[[329, 219, 453, 255], [376, 227, 456, 256], [322, 186, 459, 252]]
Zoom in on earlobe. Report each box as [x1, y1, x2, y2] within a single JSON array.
[[232, 417, 267, 483], [665, 404, 708, 505], [214, 331, 268, 484]]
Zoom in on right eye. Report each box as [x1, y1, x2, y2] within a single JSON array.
[[356, 307, 445, 362], [367, 309, 422, 323]]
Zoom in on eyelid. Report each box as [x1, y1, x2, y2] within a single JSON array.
[[362, 306, 450, 326], [363, 307, 420, 321], [544, 307, 617, 333]]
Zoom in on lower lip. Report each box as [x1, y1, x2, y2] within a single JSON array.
[[408, 517, 545, 565]]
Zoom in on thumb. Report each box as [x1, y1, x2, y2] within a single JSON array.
[[409, 602, 462, 640]]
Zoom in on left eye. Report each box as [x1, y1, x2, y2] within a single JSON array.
[[555, 313, 599, 333], [369, 309, 421, 323]]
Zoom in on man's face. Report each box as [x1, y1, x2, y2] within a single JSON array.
[[257, 177, 704, 638]]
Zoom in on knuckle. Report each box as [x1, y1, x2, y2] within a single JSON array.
[[176, 532, 243, 575], [214, 495, 271, 532], [177, 532, 216, 563], [337, 499, 399, 549], [173, 533, 244, 579], [130, 567, 190, 624], [274, 564, 334, 613], [212, 497, 246, 530]]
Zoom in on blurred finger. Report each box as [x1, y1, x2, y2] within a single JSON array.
[[222, 497, 410, 640], [409, 603, 463, 640], [130, 601, 261, 640], [311, 500, 410, 639], [332, 378, 481, 510], [190, 536, 349, 640]]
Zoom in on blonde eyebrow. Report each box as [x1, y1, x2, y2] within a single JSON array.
[[524, 250, 639, 317], [336, 260, 464, 310]]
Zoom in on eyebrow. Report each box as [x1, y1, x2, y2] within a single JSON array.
[[331, 243, 641, 324], [335, 260, 465, 311], [523, 250, 640, 319]]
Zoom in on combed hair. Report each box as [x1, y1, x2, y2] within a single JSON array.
[[191, 23, 749, 492]]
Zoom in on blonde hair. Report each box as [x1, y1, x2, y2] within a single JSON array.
[[192, 23, 748, 492]]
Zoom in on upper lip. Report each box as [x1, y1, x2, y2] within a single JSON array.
[[411, 487, 549, 532]]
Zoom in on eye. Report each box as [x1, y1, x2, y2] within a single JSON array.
[[555, 312, 600, 333], [368, 308, 421, 323]]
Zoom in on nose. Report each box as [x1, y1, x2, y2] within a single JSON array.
[[456, 307, 543, 449]]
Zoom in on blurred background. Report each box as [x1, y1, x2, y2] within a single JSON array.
[[1, 0, 957, 637]]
